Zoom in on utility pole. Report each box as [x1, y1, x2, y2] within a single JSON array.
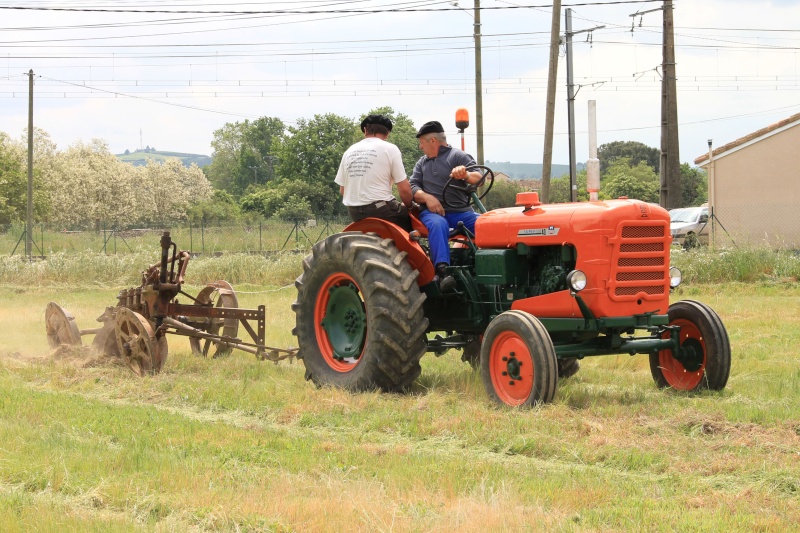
[[26, 69, 34, 259], [473, 0, 484, 165], [565, 9, 604, 202], [541, 0, 561, 203], [660, 0, 681, 208]]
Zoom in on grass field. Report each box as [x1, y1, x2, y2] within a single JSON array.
[[0, 277, 798, 532]]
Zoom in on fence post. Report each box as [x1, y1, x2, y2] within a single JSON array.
[[259, 220, 262, 253], [201, 219, 205, 254], [103, 221, 107, 254], [189, 221, 193, 254]]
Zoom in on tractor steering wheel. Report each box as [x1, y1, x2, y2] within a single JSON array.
[[440, 165, 495, 210]]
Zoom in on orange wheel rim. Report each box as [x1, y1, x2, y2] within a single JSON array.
[[489, 331, 535, 406], [313, 272, 366, 373], [658, 318, 706, 390]]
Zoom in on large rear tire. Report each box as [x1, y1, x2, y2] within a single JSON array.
[[480, 310, 558, 407], [292, 232, 429, 392], [650, 300, 731, 391]]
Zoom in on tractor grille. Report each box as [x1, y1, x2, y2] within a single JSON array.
[[610, 223, 669, 300]]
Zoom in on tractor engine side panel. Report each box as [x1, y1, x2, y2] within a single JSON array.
[[475, 199, 672, 318]]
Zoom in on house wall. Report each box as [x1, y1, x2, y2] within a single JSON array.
[[708, 123, 800, 248]]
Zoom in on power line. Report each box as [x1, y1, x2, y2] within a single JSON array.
[[0, 1, 663, 15]]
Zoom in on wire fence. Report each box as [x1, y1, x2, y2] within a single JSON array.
[[1, 218, 351, 257], [709, 203, 800, 249]]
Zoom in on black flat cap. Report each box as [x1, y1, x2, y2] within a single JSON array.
[[360, 114, 393, 132], [415, 120, 445, 138]]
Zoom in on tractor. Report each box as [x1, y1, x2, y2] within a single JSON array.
[[291, 167, 731, 407]]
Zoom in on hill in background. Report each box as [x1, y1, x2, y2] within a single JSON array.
[[116, 148, 212, 168], [486, 160, 585, 180]]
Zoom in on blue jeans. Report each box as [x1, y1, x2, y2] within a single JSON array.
[[419, 210, 478, 267]]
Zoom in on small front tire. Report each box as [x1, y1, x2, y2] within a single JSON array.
[[480, 311, 558, 407], [650, 300, 731, 391]]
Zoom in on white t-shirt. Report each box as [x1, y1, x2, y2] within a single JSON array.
[[335, 137, 407, 206]]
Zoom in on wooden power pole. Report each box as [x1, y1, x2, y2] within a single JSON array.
[[26, 69, 34, 259], [541, 0, 561, 203], [660, 0, 681, 208]]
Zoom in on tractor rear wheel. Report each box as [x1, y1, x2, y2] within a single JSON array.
[[480, 310, 558, 407], [650, 300, 731, 391], [292, 232, 429, 392]]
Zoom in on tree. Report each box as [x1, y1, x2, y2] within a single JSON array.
[[0, 132, 26, 223], [549, 170, 590, 203], [187, 190, 241, 224], [0, 130, 54, 224], [680, 163, 708, 207], [206, 117, 285, 196], [602, 158, 659, 203], [276, 113, 358, 218], [598, 141, 660, 175], [137, 159, 212, 225], [480, 179, 526, 210], [275, 195, 313, 223], [361, 106, 423, 177], [240, 180, 339, 220], [50, 139, 138, 228]]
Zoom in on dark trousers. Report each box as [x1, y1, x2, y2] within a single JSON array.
[[347, 199, 412, 231]]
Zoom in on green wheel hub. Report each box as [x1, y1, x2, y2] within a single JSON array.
[[321, 283, 366, 361]]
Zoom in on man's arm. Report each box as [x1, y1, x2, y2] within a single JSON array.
[[414, 189, 444, 215], [396, 180, 413, 208]]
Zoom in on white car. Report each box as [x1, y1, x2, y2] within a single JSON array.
[[670, 205, 709, 248]]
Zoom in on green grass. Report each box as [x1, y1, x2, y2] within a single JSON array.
[[0, 282, 798, 531], [1, 220, 346, 256]]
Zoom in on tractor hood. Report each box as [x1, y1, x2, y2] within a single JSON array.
[[475, 198, 670, 249]]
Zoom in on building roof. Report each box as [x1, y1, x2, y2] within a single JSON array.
[[694, 111, 800, 166]]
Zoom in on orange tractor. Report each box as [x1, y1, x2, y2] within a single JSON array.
[[292, 167, 731, 407]]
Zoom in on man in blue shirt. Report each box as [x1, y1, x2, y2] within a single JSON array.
[[409, 120, 482, 291]]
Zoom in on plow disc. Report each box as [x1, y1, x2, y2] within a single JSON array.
[[45, 302, 82, 347], [189, 281, 239, 358]]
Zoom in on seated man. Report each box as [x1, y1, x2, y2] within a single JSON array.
[[335, 113, 413, 231], [409, 120, 483, 291]]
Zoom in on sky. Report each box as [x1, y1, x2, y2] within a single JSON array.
[[1, 0, 799, 166]]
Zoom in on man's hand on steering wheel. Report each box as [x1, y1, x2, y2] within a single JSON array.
[[449, 165, 479, 183]]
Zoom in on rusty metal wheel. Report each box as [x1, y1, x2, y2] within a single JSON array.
[[189, 280, 239, 357], [115, 308, 167, 376], [92, 320, 122, 357], [45, 302, 82, 348]]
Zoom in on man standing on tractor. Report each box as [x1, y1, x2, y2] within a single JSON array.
[[410, 120, 483, 292], [335, 114, 413, 231]]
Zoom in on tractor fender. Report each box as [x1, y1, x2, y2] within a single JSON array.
[[344, 217, 436, 286]]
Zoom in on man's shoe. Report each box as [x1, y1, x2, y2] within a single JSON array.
[[439, 275, 457, 293]]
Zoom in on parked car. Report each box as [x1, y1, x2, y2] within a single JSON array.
[[669, 205, 709, 248]]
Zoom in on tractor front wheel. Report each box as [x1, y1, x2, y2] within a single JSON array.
[[650, 300, 731, 391], [292, 232, 429, 392], [480, 311, 558, 407]]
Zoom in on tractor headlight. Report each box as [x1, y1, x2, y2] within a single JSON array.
[[669, 266, 682, 288], [566, 270, 587, 292]]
